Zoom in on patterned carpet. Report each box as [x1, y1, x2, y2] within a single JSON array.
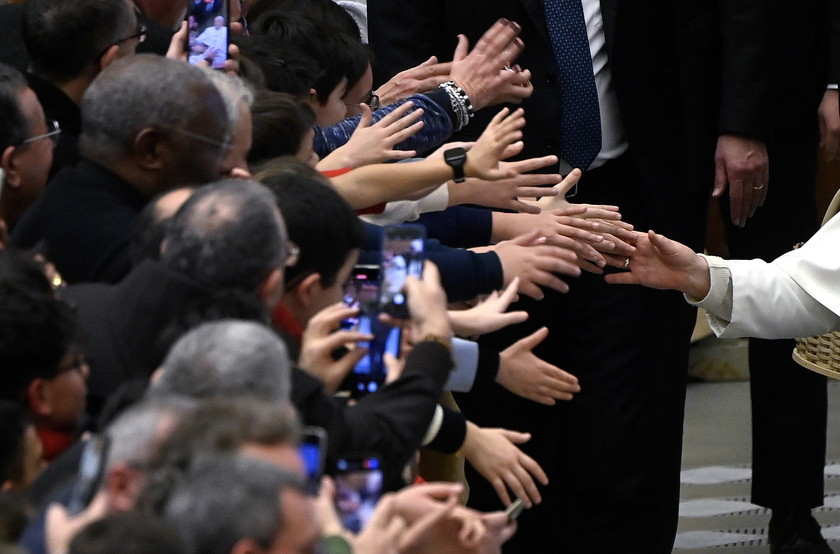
[[676, 378, 840, 553]]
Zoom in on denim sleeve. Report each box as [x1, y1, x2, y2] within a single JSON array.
[[314, 88, 456, 158]]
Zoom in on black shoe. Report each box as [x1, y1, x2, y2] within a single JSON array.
[[768, 509, 833, 554]]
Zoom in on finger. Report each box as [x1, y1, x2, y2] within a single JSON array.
[[555, 168, 582, 196], [517, 326, 549, 351], [519, 451, 549, 486], [508, 155, 560, 174], [490, 477, 513, 507], [499, 140, 526, 160], [389, 119, 425, 144], [398, 498, 457, 550], [357, 102, 374, 129], [376, 100, 415, 126], [386, 106, 425, 133], [452, 34, 469, 62], [498, 429, 531, 445], [498, 277, 522, 308], [510, 464, 541, 506]]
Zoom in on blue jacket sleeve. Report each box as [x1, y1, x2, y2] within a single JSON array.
[[361, 222, 502, 303], [417, 206, 493, 249], [314, 88, 456, 158]]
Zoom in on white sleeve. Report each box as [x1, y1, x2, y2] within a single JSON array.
[[360, 185, 449, 226], [443, 338, 479, 392]]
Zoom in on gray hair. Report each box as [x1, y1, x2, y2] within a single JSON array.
[[79, 55, 230, 164], [161, 179, 287, 291], [150, 320, 292, 404], [201, 68, 255, 131], [103, 398, 195, 476], [163, 455, 307, 554]]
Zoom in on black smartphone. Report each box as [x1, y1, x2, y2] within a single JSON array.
[[379, 225, 425, 318], [186, 0, 230, 69], [299, 426, 327, 495], [333, 455, 383, 533], [340, 265, 401, 398], [66, 435, 109, 515]]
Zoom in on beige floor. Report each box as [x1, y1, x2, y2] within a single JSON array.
[[676, 337, 840, 552]]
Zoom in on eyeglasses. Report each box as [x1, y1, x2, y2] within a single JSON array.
[[96, 23, 147, 60], [162, 127, 233, 151], [285, 241, 300, 268], [21, 119, 61, 146], [345, 90, 380, 111]]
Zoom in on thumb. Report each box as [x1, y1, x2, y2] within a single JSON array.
[[712, 158, 726, 198], [516, 326, 549, 351], [453, 34, 469, 62], [499, 429, 531, 444], [357, 103, 373, 129], [555, 168, 582, 197]]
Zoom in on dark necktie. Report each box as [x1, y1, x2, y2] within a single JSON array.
[[543, 0, 602, 170]]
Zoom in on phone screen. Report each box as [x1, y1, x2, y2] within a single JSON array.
[[341, 265, 400, 398], [186, 0, 229, 69], [334, 456, 383, 533], [299, 426, 327, 495], [379, 225, 425, 318]]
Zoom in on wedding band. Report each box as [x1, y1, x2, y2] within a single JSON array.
[[753, 183, 765, 190], [624, 257, 630, 269]]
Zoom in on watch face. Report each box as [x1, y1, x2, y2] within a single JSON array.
[[445, 147, 467, 163]]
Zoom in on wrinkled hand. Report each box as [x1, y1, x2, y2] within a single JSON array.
[[376, 56, 453, 106], [713, 134, 769, 227], [320, 102, 425, 170], [464, 108, 524, 181], [604, 230, 711, 299], [460, 421, 548, 508], [487, 230, 581, 299], [819, 89, 840, 161], [298, 303, 373, 394], [448, 278, 528, 337], [496, 327, 580, 405], [449, 19, 532, 111]]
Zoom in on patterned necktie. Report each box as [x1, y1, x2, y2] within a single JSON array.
[[543, 0, 602, 170]]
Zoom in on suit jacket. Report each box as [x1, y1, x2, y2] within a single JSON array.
[[368, 0, 767, 249], [10, 159, 146, 284]]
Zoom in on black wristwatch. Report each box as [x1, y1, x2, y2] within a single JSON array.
[[444, 147, 468, 183]]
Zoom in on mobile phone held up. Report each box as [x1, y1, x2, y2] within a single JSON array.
[[186, 0, 230, 69], [299, 426, 327, 495], [379, 224, 425, 319], [66, 435, 110, 515], [340, 265, 401, 398], [333, 455, 383, 534]]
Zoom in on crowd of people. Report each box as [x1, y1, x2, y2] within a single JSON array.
[[0, 0, 839, 553]]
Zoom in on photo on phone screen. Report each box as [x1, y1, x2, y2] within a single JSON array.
[[379, 225, 425, 318], [186, 0, 229, 69], [334, 455, 383, 533], [299, 426, 327, 495], [342, 264, 380, 317]]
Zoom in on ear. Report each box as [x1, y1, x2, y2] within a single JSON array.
[[26, 378, 52, 418], [257, 267, 285, 310], [149, 366, 165, 385], [98, 44, 122, 70], [133, 128, 167, 171], [105, 464, 141, 512], [2, 145, 22, 189], [293, 272, 322, 308], [307, 88, 321, 109]]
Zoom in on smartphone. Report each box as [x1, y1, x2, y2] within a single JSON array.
[[65, 435, 109, 515], [186, 0, 230, 69], [342, 264, 381, 317], [333, 455, 383, 533], [340, 265, 400, 398], [379, 225, 425, 318], [505, 497, 526, 522], [299, 426, 327, 495]]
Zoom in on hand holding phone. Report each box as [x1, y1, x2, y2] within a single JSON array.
[[186, 0, 229, 69], [333, 455, 383, 533], [299, 426, 327, 495]]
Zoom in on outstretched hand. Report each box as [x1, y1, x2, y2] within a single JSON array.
[[496, 327, 580, 405], [464, 108, 525, 181], [604, 230, 712, 299], [376, 56, 453, 106], [448, 278, 528, 337]]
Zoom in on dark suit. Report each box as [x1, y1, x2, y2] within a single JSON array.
[[10, 160, 146, 284], [369, 1, 762, 551], [718, 0, 840, 513]]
